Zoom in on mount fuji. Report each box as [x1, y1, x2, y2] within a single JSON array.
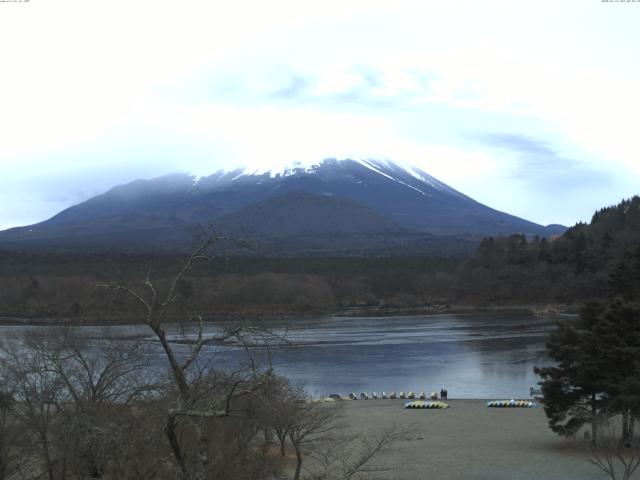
[[0, 159, 565, 255]]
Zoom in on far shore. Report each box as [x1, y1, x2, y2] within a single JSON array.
[[0, 303, 578, 327], [324, 399, 603, 480]]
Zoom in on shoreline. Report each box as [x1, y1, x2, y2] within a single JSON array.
[[325, 397, 539, 402], [0, 303, 578, 327]]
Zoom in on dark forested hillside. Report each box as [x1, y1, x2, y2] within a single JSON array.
[[0, 252, 460, 319], [1, 197, 637, 320], [453, 196, 640, 304]]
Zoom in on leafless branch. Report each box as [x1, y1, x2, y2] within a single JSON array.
[[583, 419, 640, 480]]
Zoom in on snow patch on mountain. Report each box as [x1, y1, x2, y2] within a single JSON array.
[[352, 159, 466, 199], [355, 159, 398, 182], [230, 162, 321, 179], [194, 158, 466, 201]]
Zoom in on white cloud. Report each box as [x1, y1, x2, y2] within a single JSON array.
[[0, 0, 639, 228]]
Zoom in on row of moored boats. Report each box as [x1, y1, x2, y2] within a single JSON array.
[[330, 391, 444, 401]]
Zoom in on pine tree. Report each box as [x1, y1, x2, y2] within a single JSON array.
[[536, 247, 640, 444], [609, 246, 640, 302], [594, 300, 640, 444], [535, 302, 609, 442]]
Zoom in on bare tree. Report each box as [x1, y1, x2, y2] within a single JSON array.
[[1, 333, 67, 480], [48, 328, 154, 411], [583, 417, 640, 480], [0, 327, 163, 480], [48, 328, 158, 479], [269, 383, 298, 458], [288, 401, 342, 480], [98, 236, 229, 479], [283, 395, 407, 480], [0, 389, 25, 480], [99, 234, 287, 480], [308, 426, 406, 480]]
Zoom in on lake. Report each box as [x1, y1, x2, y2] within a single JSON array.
[[0, 312, 562, 399]]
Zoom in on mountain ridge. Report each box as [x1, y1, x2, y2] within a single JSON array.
[[0, 159, 565, 255]]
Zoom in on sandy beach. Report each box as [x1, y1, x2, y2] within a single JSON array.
[[329, 399, 606, 480]]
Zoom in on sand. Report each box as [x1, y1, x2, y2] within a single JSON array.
[[330, 399, 607, 480]]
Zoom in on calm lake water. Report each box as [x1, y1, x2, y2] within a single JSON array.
[[0, 313, 562, 399]]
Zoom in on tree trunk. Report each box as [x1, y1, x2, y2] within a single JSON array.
[[153, 323, 194, 478], [165, 414, 188, 478], [39, 429, 55, 480], [293, 446, 302, 480], [262, 429, 272, 447], [591, 393, 598, 446], [90, 466, 102, 478], [280, 438, 286, 457], [151, 324, 190, 398], [0, 407, 8, 480], [194, 422, 208, 480], [623, 410, 630, 446]]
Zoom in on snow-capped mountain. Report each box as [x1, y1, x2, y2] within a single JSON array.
[[0, 159, 565, 254]]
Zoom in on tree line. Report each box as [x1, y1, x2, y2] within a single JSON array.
[[454, 196, 640, 305], [1, 196, 639, 321], [0, 254, 459, 320]]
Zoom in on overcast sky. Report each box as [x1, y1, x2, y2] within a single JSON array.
[[1, 0, 639, 229]]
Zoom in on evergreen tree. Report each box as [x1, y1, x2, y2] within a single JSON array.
[[609, 246, 640, 302], [535, 302, 609, 442], [536, 247, 640, 443], [594, 300, 640, 444]]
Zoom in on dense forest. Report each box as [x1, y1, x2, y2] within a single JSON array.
[[455, 196, 640, 305], [0, 253, 459, 320], [0, 196, 638, 321]]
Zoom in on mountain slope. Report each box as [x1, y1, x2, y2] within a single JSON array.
[[213, 190, 403, 237], [0, 159, 565, 254]]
